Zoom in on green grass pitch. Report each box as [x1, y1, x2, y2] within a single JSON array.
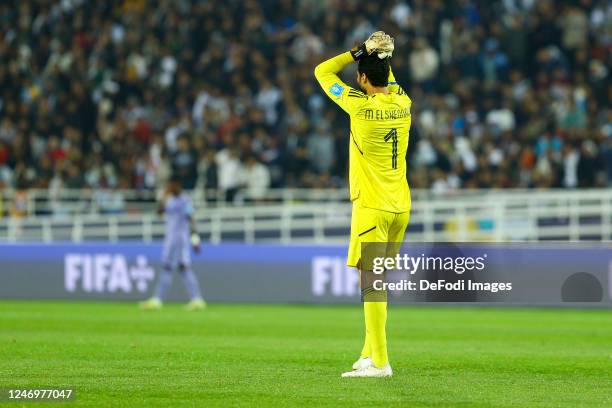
[[0, 301, 611, 407]]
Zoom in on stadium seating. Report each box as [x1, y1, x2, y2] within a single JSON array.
[[0, 0, 610, 198]]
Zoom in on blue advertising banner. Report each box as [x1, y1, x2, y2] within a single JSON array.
[[0, 243, 354, 303], [0, 242, 610, 306]]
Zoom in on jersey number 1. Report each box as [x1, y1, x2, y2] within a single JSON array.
[[384, 128, 398, 169]]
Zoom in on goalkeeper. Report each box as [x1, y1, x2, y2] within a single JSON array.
[[314, 32, 411, 377]]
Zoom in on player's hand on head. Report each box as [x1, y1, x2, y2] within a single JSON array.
[[365, 31, 394, 59], [350, 31, 394, 61]]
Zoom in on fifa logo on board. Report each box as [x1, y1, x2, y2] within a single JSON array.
[[64, 254, 154, 293], [311, 256, 360, 297]]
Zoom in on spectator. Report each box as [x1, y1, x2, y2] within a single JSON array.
[[216, 147, 242, 203], [198, 149, 219, 192], [409, 38, 439, 88], [0, 0, 607, 204], [171, 137, 198, 190], [242, 154, 271, 202], [256, 79, 282, 126], [306, 124, 335, 174], [560, 5, 589, 53], [562, 143, 580, 188]]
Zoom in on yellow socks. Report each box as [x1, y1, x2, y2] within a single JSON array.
[[364, 301, 388, 368], [360, 309, 371, 358]]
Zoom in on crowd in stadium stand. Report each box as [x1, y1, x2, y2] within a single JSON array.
[[0, 0, 610, 204]]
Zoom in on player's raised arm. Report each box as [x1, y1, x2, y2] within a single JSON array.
[[314, 31, 396, 114], [387, 66, 400, 94], [313, 51, 367, 114], [387, 65, 409, 99]]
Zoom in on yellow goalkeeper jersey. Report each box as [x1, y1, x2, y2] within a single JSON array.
[[314, 51, 412, 213]]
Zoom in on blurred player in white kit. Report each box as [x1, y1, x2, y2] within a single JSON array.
[[140, 176, 206, 311]]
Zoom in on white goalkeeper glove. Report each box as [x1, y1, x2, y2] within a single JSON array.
[[351, 31, 395, 60]]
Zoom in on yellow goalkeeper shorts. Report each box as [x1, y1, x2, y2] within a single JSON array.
[[347, 199, 410, 268]]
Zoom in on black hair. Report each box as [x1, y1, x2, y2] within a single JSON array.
[[357, 54, 390, 87]]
